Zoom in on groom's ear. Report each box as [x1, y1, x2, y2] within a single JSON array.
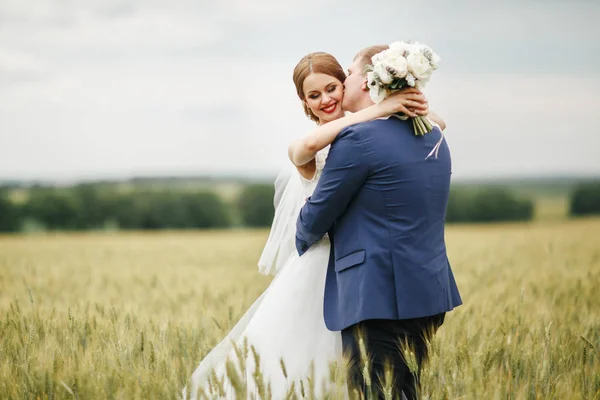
[[362, 77, 369, 91]]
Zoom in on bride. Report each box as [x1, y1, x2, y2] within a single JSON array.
[[182, 51, 445, 399]]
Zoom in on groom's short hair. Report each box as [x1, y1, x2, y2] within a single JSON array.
[[354, 45, 389, 74]]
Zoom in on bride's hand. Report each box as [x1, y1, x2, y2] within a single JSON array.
[[378, 88, 428, 118]]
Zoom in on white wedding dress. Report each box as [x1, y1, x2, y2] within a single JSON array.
[[182, 148, 344, 399]]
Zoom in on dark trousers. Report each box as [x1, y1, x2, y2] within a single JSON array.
[[341, 313, 445, 400]]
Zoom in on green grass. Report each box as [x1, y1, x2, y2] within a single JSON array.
[[1, 219, 599, 399]]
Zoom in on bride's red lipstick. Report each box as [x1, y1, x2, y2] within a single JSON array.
[[321, 103, 337, 114]]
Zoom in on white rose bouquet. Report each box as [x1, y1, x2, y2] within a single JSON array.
[[365, 40, 441, 136]]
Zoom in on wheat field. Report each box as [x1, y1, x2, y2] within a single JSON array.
[[1, 218, 599, 399]]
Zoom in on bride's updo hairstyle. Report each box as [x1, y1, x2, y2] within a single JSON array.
[[293, 52, 346, 123]]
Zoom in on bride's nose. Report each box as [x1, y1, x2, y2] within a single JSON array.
[[321, 94, 331, 104]]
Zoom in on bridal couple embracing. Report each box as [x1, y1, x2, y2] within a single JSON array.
[[182, 44, 462, 400]]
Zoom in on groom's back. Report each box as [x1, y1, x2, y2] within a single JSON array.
[[337, 118, 451, 263], [363, 118, 450, 259], [326, 117, 461, 329]]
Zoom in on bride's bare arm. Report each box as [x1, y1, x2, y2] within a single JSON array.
[[427, 110, 446, 131], [288, 88, 428, 167]]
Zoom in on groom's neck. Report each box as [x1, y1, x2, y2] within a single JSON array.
[[353, 95, 375, 113]]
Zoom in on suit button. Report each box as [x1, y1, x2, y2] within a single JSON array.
[[302, 244, 308, 251]]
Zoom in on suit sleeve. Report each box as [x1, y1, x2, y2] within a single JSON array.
[[295, 127, 369, 256]]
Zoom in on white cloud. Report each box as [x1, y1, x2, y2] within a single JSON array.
[[215, 0, 335, 20], [0, 49, 42, 71], [426, 72, 600, 178], [1, 7, 223, 52], [0, 49, 49, 84], [0, 0, 599, 181]]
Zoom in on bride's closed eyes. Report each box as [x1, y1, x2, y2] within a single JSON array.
[[308, 84, 338, 99]]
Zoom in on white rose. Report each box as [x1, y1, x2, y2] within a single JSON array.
[[370, 49, 388, 65], [373, 63, 393, 84], [412, 42, 428, 51], [389, 41, 412, 56], [366, 71, 377, 88], [387, 56, 408, 78], [369, 86, 388, 104], [387, 52, 403, 67], [430, 52, 441, 68], [406, 51, 433, 80]]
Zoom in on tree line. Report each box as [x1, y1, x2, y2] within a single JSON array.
[[0, 182, 599, 233]]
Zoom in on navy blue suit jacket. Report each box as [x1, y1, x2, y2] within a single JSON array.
[[296, 118, 462, 331]]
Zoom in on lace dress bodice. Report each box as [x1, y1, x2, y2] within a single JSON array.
[[299, 146, 329, 197]]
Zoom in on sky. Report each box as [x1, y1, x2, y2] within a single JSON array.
[[1, 0, 599, 183]]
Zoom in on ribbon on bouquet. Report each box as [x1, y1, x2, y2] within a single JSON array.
[[425, 123, 445, 160]]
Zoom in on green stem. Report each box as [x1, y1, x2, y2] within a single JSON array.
[[416, 117, 427, 136], [417, 118, 425, 136], [422, 116, 433, 133], [412, 118, 420, 136]]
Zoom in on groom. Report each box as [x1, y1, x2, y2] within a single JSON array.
[[296, 45, 462, 399]]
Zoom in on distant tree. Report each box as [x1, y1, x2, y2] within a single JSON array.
[[445, 189, 473, 222], [22, 188, 83, 230], [112, 190, 231, 230], [0, 191, 20, 232], [569, 182, 600, 216], [446, 187, 534, 223], [237, 184, 276, 227], [468, 188, 534, 222], [71, 184, 117, 229], [182, 191, 232, 229]]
